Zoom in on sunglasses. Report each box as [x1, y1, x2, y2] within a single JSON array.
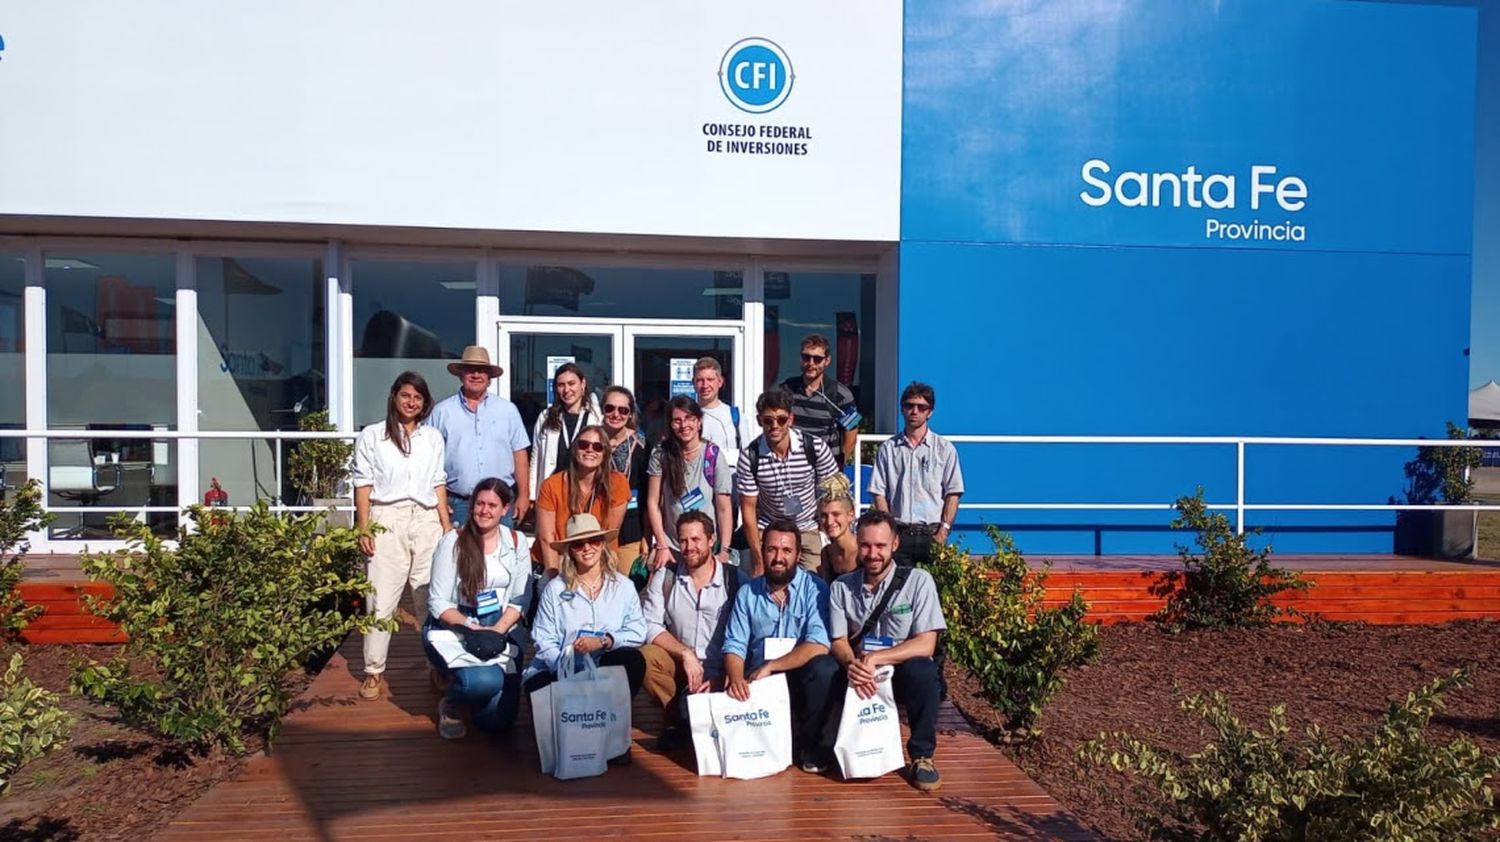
[[800, 353, 828, 364], [602, 404, 632, 416], [758, 415, 792, 428], [574, 536, 605, 547], [574, 440, 606, 454], [903, 402, 932, 412]]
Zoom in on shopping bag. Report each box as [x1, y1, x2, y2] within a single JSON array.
[[686, 692, 722, 776], [711, 673, 793, 780], [834, 665, 904, 780], [548, 651, 613, 780], [596, 661, 633, 760]]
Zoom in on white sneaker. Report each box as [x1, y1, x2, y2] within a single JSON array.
[[438, 698, 467, 740]]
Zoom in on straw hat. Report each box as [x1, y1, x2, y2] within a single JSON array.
[[446, 346, 504, 378], [550, 513, 618, 552]]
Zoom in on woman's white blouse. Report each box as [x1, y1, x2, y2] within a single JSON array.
[[351, 422, 447, 507], [426, 528, 534, 619]]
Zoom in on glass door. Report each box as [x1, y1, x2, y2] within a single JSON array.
[[624, 324, 744, 442], [498, 321, 622, 434]]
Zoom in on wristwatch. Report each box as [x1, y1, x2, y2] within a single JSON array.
[[603, 633, 615, 651]]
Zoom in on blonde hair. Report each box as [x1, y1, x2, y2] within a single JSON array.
[[562, 540, 620, 592], [817, 474, 854, 510]]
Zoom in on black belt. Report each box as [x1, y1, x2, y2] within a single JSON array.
[[897, 521, 941, 536]]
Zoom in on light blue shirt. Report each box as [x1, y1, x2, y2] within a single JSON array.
[[426, 528, 533, 620], [428, 392, 531, 497], [525, 572, 647, 677], [721, 567, 830, 673]]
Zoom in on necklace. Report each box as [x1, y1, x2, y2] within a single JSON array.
[[578, 573, 605, 599]]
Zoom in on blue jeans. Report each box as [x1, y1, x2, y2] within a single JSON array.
[[448, 495, 515, 530], [421, 612, 522, 733]]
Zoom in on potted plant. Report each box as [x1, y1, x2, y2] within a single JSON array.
[[1396, 422, 1483, 559], [286, 410, 355, 529]]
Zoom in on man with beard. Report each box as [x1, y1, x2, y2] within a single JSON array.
[[722, 520, 839, 773], [639, 510, 750, 751]]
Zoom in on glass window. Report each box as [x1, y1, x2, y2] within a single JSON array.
[[499, 264, 743, 320], [45, 252, 177, 538], [352, 259, 474, 428], [763, 271, 878, 419], [197, 256, 326, 506], [0, 253, 24, 499]]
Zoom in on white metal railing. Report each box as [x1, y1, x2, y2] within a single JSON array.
[[850, 433, 1500, 535]]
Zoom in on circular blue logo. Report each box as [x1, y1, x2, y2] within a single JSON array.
[[719, 38, 793, 114]]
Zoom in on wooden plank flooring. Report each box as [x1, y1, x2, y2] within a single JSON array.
[[156, 625, 1097, 842]]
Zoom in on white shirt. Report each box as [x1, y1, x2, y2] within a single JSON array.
[[351, 422, 447, 507], [700, 402, 750, 467]]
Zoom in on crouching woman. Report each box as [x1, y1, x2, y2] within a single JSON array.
[[524, 513, 648, 711], [423, 477, 533, 739]]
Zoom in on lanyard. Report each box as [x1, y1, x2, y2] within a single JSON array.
[[559, 409, 588, 453]]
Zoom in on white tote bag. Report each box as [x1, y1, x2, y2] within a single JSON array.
[[711, 673, 793, 780], [686, 692, 722, 777], [531, 647, 630, 778], [547, 651, 613, 780], [834, 665, 905, 780]]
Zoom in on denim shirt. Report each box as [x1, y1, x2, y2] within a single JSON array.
[[721, 567, 830, 673], [525, 572, 647, 677]]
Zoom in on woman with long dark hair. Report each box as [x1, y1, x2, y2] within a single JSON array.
[[534, 424, 629, 577], [529, 361, 603, 499], [599, 385, 648, 572], [352, 371, 450, 701], [423, 478, 532, 738], [645, 395, 733, 570]]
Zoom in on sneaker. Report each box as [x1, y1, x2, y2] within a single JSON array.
[[357, 675, 384, 701], [438, 698, 467, 740], [656, 725, 689, 752], [799, 750, 830, 774], [909, 756, 942, 792], [429, 665, 452, 694]]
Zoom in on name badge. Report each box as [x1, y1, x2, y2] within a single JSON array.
[[577, 629, 608, 640], [783, 495, 804, 515], [862, 635, 895, 652], [838, 406, 864, 431], [764, 636, 797, 662], [475, 588, 500, 614], [627, 488, 640, 510], [680, 487, 707, 512]]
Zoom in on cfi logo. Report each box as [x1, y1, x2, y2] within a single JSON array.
[[0, 32, 6, 60], [718, 37, 793, 114]]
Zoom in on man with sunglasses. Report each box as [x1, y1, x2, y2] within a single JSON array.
[[781, 334, 860, 468], [869, 382, 964, 568], [429, 346, 531, 527], [735, 389, 840, 575]]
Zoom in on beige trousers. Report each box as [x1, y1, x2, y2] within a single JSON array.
[[362, 500, 443, 677]]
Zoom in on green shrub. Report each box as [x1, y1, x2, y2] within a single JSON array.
[[0, 480, 55, 640], [1405, 422, 1485, 505], [1156, 488, 1310, 631], [927, 525, 1099, 737], [286, 410, 354, 500], [1081, 670, 1500, 841], [0, 653, 72, 797], [72, 503, 393, 754]]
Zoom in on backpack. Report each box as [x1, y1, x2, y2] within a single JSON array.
[[703, 441, 721, 489], [743, 428, 819, 478], [729, 406, 742, 449]]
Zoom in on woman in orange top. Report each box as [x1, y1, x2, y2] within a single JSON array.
[[535, 424, 630, 578]]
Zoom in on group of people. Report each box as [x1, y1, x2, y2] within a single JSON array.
[[347, 333, 965, 791]]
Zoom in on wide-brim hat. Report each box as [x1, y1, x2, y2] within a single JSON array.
[[550, 513, 618, 552], [447, 345, 504, 378]]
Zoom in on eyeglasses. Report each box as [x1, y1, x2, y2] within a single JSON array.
[[575, 440, 606, 454], [902, 402, 932, 412], [758, 414, 792, 428], [800, 353, 828, 364], [602, 404, 632, 416]]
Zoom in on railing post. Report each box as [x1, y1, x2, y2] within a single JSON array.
[[1236, 440, 1246, 535], [853, 435, 864, 515]]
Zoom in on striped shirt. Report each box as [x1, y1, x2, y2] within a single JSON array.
[[733, 430, 839, 531], [781, 376, 858, 463]]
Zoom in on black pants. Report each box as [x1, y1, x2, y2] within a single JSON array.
[[523, 646, 647, 699], [787, 654, 841, 757], [893, 522, 939, 568], [828, 656, 941, 759]]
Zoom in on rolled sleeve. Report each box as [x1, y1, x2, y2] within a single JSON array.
[[908, 570, 948, 635], [942, 441, 965, 497], [351, 427, 377, 488], [641, 568, 670, 642], [721, 587, 752, 660], [426, 532, 459, 619], [827, 580, 852, 641], [430, 436, 447, 488]]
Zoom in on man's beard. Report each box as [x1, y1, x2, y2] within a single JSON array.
[[765, 562, 796, 587]]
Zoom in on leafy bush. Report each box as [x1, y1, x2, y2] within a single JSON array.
[[286, 410, 354, 500], [1, 480, 55, 640], [1080, 670, 1500, 841], [1155, 488, 1310, 631], [72, 503, 393, 754], [1405, 422, 1485, 505], [927, 525, 1099, 737], [0, 653, 72, 797]]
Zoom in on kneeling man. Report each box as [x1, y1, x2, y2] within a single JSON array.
[[639, 510, 750, 750], [828, 509, 947, 791]]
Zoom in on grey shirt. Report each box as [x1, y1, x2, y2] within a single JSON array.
[[829, 565, 947, 643], [868, 429, 964, 525], [648, 442, 733, 549], [641, 560, 748, 676]]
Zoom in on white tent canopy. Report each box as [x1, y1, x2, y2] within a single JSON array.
[[1469, 381, 1500, 422]]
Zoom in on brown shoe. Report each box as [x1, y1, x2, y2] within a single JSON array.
[[358, 675, 384, 701]]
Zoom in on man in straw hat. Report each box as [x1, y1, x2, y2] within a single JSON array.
[[429, 345, 532, 527]]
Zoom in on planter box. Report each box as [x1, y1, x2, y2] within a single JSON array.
[[314, 497, 353, 531], [1394, 510, 1475, 559]]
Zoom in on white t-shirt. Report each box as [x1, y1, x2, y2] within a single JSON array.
[[700, 402, 750, 467]]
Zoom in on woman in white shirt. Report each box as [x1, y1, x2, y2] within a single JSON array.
[[352, 371, 451, 702], [529, 362, 604, 499], [423, 477, 532, 738]]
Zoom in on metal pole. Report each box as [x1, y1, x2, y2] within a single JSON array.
[[1236, 440, 1246, 535]]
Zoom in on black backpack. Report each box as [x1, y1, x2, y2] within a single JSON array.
[[743, 428, 820, 477]]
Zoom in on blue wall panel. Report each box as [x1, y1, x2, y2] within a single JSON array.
[[900, 1, 1477, 554]]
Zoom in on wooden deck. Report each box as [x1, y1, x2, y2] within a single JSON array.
[[154, 625, 1096, 842], [1036, 554, 1500, 624]]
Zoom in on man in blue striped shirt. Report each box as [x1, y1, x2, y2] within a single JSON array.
[[735, 389, 840, 575]]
